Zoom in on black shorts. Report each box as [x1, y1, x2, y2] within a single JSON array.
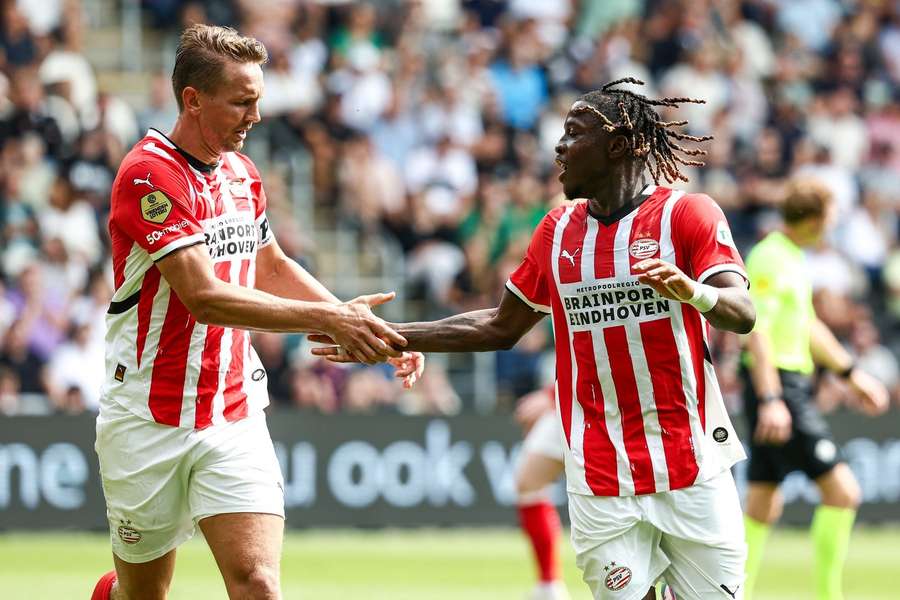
[[742, 368, 842, 484]]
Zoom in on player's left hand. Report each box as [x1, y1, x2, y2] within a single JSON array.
[[633, 259, 695, 302], [847, 368, 890, 416], [310, 335, 425, 389], [388, 351, 425, 389]]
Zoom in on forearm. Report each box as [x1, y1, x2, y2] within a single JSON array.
[[193, 281, 336, 333], [255, 255, 340, 303], [746, 331, 782, 397], [392, 309, 517, 353], [700, 286, 756, 334], [810, 317, 853, 373]]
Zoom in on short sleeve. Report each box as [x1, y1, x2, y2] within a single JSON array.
[[673, 193, 747, 284], [506, 216, 552, 313], [110, 159, 205, 262]]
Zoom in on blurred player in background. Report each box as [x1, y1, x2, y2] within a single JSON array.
[[315, 79, 756, 600], [741, 178, 888, 600], [514, 384, 569, 600], [91, 24, 422, 600]]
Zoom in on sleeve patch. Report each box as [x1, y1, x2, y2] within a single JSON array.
[[140, 191, 173, 224], [716, 220, 736, 249]]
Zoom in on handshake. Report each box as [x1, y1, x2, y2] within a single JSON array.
[[307, 291, 424, 389]]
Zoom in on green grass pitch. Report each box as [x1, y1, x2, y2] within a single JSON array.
[[0, 527, 896, 599]]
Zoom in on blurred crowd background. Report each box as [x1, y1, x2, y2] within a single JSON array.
[[1, 0, 899, 419]]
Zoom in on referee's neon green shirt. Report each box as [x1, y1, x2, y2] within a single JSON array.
[[744, 230, 816, 375]]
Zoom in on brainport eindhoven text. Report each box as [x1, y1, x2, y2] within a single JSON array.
[[563, 281, 670, 326]]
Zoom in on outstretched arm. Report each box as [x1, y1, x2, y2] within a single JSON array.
[[311, 289, 547, 357]]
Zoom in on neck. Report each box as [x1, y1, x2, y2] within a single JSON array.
[[586, 161, 645, 218], [782, 226, 807, 248], [168, 115, 219, 166]]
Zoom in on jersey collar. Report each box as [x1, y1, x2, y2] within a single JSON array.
[[147, 128, 219, 174], [587, 184, 658, 226]]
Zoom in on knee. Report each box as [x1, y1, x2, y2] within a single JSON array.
[[821, 481, 861, 509], [233, 565, 280, 600]]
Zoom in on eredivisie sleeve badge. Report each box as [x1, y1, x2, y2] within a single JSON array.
[[140, 191, 173, 223]]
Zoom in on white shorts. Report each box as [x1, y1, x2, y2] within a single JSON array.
[[521, 411, 567, 462], [95, 401, 285, 563], [568, 470, 745, 600]]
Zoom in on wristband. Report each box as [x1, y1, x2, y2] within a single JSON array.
[[836, 362, 855, 379], [760, 392, 782, 404], [685, 282, 719, 313]]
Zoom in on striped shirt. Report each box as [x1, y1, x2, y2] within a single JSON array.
[[507, 185, 747, 497], [102, 129, 272, 429]]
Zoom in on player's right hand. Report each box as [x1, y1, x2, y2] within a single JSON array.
[[322, 292, 407, 365], [754, 398, 792, 445]]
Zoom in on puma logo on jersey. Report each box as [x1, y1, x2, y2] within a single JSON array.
[[132, 172, 153, 188], [560, 248, 580, 266], [720, 584, 740, 599]]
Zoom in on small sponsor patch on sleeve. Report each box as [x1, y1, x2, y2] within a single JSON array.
[[716, 220, 736, 249], [140, 191, 173, 224]]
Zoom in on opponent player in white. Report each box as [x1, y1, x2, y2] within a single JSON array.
[[314, 78, 756, 599], [90, 24, 423, 599]]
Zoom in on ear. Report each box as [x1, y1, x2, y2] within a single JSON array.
[[182, 86, 202, 115], [608, 134, 630, 159]]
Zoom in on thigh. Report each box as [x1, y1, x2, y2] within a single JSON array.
[[96, 405, 195, 564], [656, 472, 746, 599], [568, 493, 667, 600], [199, 512, 284, 592]]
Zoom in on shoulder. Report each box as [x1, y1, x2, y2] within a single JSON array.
[[116, 139, 188, 187], [671, 191, 722, 218]]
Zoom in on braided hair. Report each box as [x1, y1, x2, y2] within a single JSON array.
[[572, 78, 712, 184]]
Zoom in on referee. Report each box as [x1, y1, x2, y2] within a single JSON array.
[[741, 179, 888, 600]]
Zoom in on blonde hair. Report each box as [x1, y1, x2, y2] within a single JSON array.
[[172, 24, 268, 111], [781, 178, 833, 224]]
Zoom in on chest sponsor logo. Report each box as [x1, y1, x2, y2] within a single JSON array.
[[203, 213, 257, 262], [562, 281, 671, 330], [140, 191, 172, 224], [629, 238, 659, 259]]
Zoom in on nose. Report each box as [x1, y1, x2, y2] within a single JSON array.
[[555, 138, 566, 157], [248, 101, 261, 124]]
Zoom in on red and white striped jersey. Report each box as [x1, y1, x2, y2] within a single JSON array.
[[101, 129, 273, 429], [507, 185, 747, 497]]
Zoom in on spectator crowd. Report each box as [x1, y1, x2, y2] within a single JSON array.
[[2, 0, 900, 417]]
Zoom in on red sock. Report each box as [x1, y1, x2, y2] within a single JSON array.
[[91, 570, 117, 600], [518, 500, 562, 582]]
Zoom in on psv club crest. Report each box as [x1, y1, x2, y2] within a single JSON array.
[[629, 238, 659, 260], [604, 562, 633, 591], [117, 520, 142, 545]]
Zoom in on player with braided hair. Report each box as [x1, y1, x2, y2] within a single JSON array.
[[313, 78, 755, 599]]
